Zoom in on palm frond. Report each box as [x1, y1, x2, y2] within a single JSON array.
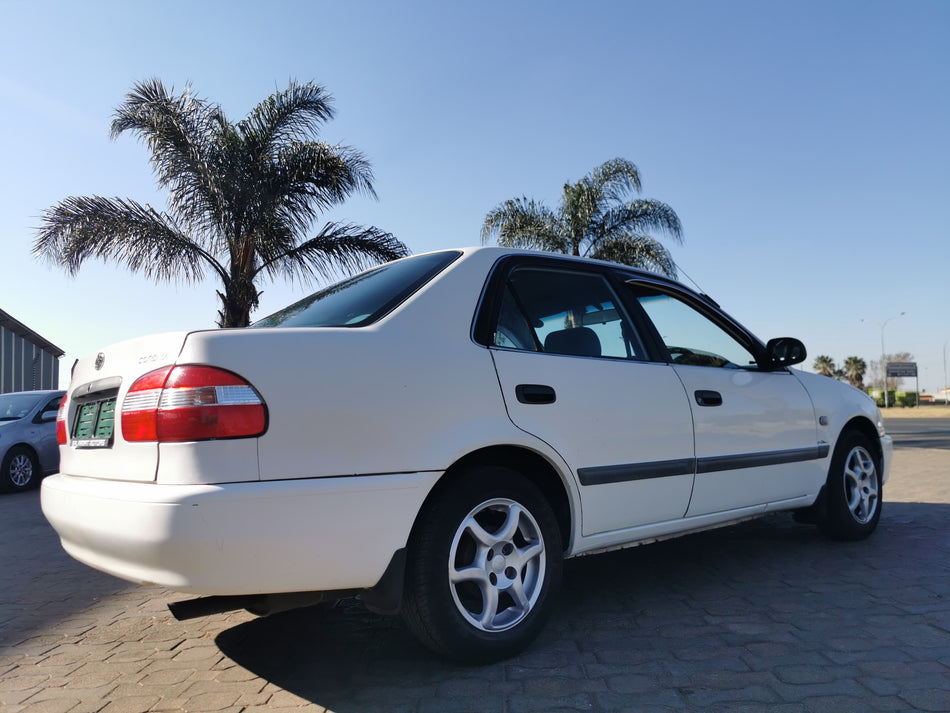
[[589, 234, 677, 277], [110, 78, 228, 242], [255, 222, 409, 283], [34, 196, 223, 283], [274, 141, 377, 218], [238, 80, 335, 153], [481, 198, 565, 252], [224, 141, 378, 262], [587, 158, 643, 202], [599, 199, 683, 243]]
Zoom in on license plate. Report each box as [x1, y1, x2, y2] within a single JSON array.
[[72, 398, 116, 448]]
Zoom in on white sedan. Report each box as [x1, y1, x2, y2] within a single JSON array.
[[42, 247, 892, 662]]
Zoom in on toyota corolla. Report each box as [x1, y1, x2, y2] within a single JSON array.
[[42, 247, 892, 662]]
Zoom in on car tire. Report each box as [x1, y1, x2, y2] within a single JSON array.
[[818, 431, 882, 541], [1, 446, 39, 493], [401, 466, 563, 663]]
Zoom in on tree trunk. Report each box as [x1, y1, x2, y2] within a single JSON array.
[[216, 278, 259, 328]]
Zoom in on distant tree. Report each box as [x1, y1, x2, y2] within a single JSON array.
[[813, 355, 836, 377], [35, 79, 408, 327], [843, 356, 867, 389], [481, 158, 683, 277]]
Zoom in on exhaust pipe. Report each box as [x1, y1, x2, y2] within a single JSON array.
[[168, 590, 343, 621]]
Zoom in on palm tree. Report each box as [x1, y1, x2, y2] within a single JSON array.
[[481, 159, 683, 277], [34, 79, 408, 327], [843, 356, 867, 389], [813, 355, 836, 377]]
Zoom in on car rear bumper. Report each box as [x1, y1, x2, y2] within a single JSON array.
[[41, 470, 441, 595]]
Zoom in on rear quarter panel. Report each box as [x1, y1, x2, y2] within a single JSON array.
[[173, 251, 533, 481]]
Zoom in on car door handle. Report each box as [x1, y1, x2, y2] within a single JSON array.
[[695, 390, 723, 407], [516, 384, 557, 405]]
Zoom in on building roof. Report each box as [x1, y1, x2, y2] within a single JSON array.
[[0, 308, 65, 357]]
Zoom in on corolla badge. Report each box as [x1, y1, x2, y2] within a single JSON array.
[[94, 352, 105, 370]]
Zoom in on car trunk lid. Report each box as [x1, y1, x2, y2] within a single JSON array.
[[59, 332, 191, 482]]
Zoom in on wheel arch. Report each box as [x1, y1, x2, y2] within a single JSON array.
[[816, 415, 884, 540], [3, 443, 39, 466], [361, 444, 575, 617], [837, 415, 883, 465], [418, 445, 574, 552]]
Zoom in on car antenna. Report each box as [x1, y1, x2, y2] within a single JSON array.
[[671, 260, 720, 308]]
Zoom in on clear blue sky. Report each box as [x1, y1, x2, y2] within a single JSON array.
[[2, 0, 948, 394]]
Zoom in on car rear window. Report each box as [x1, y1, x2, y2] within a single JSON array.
[[251, 251, 462, 329]]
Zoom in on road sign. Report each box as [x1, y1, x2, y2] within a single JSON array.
[[887, 362, 918, 378]]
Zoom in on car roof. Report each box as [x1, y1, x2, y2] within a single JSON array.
[[451, 246, 710, 303], [0, 389, 65, 398]]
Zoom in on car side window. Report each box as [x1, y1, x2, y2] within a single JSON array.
[[492, 266, 646, 360], [43, 396, 63, 413], [634, 287, 759, 369]]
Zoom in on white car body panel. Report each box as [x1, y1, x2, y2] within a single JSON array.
[[41, 247, 893, 601], [158, 439, 261, 485], [491, 349, 695, 535], [60, 331, 191, 483], [675, 365, 823, 517], [792, 369, 893, 484]]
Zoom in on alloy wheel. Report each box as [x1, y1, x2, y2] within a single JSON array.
[[448, 497, 546, 632], [843, 445, 879, 524]]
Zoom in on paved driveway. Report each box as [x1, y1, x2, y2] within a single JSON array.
[[1, 445, 948, 713]]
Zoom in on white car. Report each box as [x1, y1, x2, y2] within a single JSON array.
[[42, 247, 892, 662]]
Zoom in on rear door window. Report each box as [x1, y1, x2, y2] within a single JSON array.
[[489, 265, 647, 360]]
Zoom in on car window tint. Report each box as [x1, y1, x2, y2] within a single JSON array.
[[252, 251, 461, 328], [42, 396, 63, 413], [493, 267, 646, 360], [635, 288, 758, 368]]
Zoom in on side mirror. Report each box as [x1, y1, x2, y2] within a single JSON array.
[[36, 409, 58, 424], [766, 337, 807, 369]]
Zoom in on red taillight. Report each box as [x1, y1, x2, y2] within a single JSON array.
[[121, 366, 267, 443], [56, 395, 68, 445]]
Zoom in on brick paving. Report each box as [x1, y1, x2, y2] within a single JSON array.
[[1, 442, 947, 712]]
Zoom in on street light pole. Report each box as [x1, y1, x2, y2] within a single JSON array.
[[944, 342, 948, 405], [863, 312, 905, 408]]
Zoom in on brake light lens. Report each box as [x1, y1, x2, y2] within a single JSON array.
[[56, 395, 68, 445], [121, 366, 267, 442]]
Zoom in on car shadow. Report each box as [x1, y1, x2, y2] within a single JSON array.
[[215, 502, 949, 712]]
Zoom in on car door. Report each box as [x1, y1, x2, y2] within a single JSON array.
[[629, 281, 822, 517], [34, 394, 64, 472], [478, 259, 696, 536]]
